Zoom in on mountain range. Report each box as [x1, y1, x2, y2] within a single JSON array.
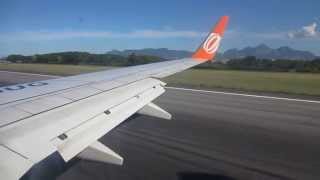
[[107, 44, 318, 61], [223, 44, 316, 61]]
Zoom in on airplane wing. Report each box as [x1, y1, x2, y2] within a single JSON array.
[[0, 16, 229, 180]]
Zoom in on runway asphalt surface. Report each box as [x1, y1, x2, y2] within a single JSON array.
[[1, 71, 320, 180]]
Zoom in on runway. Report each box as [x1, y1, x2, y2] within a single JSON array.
[[58, 88, 320, 180], [1, 71, 320, 180], [0, 71, 58, 86]]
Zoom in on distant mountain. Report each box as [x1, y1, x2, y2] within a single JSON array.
[[107, 48, 192, 60], [223, 44, 317, 60], [107, 45, 317, 61], [0, 55, 5, 60]]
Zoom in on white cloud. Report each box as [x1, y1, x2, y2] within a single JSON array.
[[222, 28, 287, 40], [250, 32, 286, 39], [0, 29, 205, 41], [288, 22, 320, 39]]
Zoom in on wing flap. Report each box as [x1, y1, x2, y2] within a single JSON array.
[[0, 78, 165, 163], [52, 81, 165, 162]]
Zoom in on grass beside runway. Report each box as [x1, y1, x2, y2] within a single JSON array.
[[164, 69, 320, 96], [0, 63, 113, 76], [0, 63, 319, 96]]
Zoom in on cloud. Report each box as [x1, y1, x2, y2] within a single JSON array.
[[288, 22, 320, 39], [223, 29, 287, 41], [0, 29, 205, 41], [226, 23, 320, 41], [250, 32, 286, 39]]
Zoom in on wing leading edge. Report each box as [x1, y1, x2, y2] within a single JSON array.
[[0, 16, 229, 180]]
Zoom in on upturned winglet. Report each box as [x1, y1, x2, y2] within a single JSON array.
[[192, 16, 229, 61]]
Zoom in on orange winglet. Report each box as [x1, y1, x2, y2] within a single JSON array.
[[192, 16, 229, 61]]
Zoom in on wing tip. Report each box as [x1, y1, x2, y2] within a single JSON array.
[[192, 15, 229, 61]]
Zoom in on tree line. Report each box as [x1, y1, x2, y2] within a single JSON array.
[[6, 52, 164, 66], [5, 52, 320, 73], [200, 56, 320, 73]]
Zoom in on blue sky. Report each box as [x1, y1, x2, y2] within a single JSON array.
[[1, 0, 320, 56]]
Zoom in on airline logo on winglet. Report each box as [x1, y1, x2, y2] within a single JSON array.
[[203, 33, 221, 54], [192, 16, 229, 61]]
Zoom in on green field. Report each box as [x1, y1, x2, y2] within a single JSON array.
[[164, 69, 320, 96], [0, 63, 113, 76], [1, 63, 319, 96]]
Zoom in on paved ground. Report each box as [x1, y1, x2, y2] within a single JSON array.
[[1, 71, 320, 180], [58, 88, 320, 180], [0, 71, 58, 86]]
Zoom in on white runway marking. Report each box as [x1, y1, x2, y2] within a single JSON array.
[[0, 71, 60, 78], [167, 87, 320, 104]]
